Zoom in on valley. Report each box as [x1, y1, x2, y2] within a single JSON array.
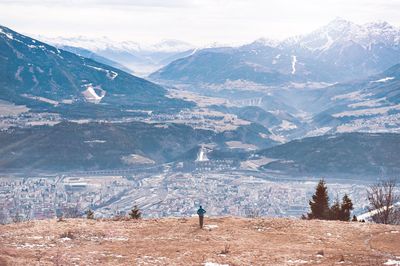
[[1, 18, 400, 225]]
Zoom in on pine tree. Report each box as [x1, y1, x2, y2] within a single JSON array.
[[329, 197, 341, 220], [339, 194, 353, 221], [308, 179, 330, 220], [86, 209, 94, 219], [129, 205, 141, 219]]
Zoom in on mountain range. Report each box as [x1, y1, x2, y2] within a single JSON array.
[[1, 20, 400, 177], [151, 18, 400, 85], [0, 25, 277, 173], [37, 36, 196, 76]]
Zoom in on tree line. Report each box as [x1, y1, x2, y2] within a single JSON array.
[[303, 179, 354, 221], [305, 178, 399, 224]]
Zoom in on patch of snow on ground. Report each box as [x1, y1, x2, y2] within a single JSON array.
[[84, 140, 106, 144], [189, 48, 198, 56], [108, 70, 118, 80], [371, 77, 395, 83], [204, 224, 218, 230], [384, 259, 400, 265], [279, 120, 297, 130], [357, 202, 400, 221], [320, 32, 334, 51], [204, 263, 229, 266], [287, 259, 308, 264], [291, 55, 297, 74], [21, 94, 59, 106], [87, 65, 118, 80], [0, 28, 13, 39], [136, 256, 168, 265], [103, 237, 128, 241], [81, 84, 106, 104]]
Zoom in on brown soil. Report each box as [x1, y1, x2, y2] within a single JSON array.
[[0, 217, 399, 265]]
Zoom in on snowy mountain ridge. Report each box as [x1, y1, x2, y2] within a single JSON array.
[[34, 35, 195, 53], [288, 18, 400, 52]]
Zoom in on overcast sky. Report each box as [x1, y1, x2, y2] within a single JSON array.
[[0, 0, 399, 45]]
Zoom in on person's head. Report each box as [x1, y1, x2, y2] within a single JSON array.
[[200, 205, 202, 208]]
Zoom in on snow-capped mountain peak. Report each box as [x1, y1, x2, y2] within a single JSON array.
[[34, 35, 142, 52], [34, 35, 194, 53], [149, 39, 194, 52], [286, 18, 400, 51], [250, 38, 280, 48]]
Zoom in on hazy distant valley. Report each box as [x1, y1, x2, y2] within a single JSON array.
[[1, 18, 400, 223]]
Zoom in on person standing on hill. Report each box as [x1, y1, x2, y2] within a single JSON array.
[[197, 205, 206, 228]]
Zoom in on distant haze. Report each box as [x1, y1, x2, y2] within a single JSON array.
[[0, 0, 399, 46]]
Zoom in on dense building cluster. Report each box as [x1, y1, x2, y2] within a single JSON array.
[[0, 162, 371, 224]]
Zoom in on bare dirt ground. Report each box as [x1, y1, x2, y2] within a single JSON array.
[[0, 217, 399, 265]]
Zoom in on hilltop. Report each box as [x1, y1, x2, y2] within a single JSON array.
[[0, 217, 399, 265]]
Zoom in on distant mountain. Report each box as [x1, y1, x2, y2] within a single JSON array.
[[285, 18, 400, 53], [37, 36, 196, 76], [0, 25, 190, 117], [256, 132, 400, 177], [58, 45, 132, 73], [0, 25, 281, 174], [282, 18, 400, 79], [150, 45, 292, 85], [151, 18, 400, 85]]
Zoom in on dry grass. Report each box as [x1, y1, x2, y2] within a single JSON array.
[[0, 217, 399, 265]]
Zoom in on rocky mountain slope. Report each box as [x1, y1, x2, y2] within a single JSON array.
[[151, 18, 400, 85], [0, 122, 212, 172], [0, 25, 190, 116], [0, 217, 399, 265], [256, 132, 400, 177], [0, 120, 278, 173]]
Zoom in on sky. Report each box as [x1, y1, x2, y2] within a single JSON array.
[[0, 0, 399, 46]]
